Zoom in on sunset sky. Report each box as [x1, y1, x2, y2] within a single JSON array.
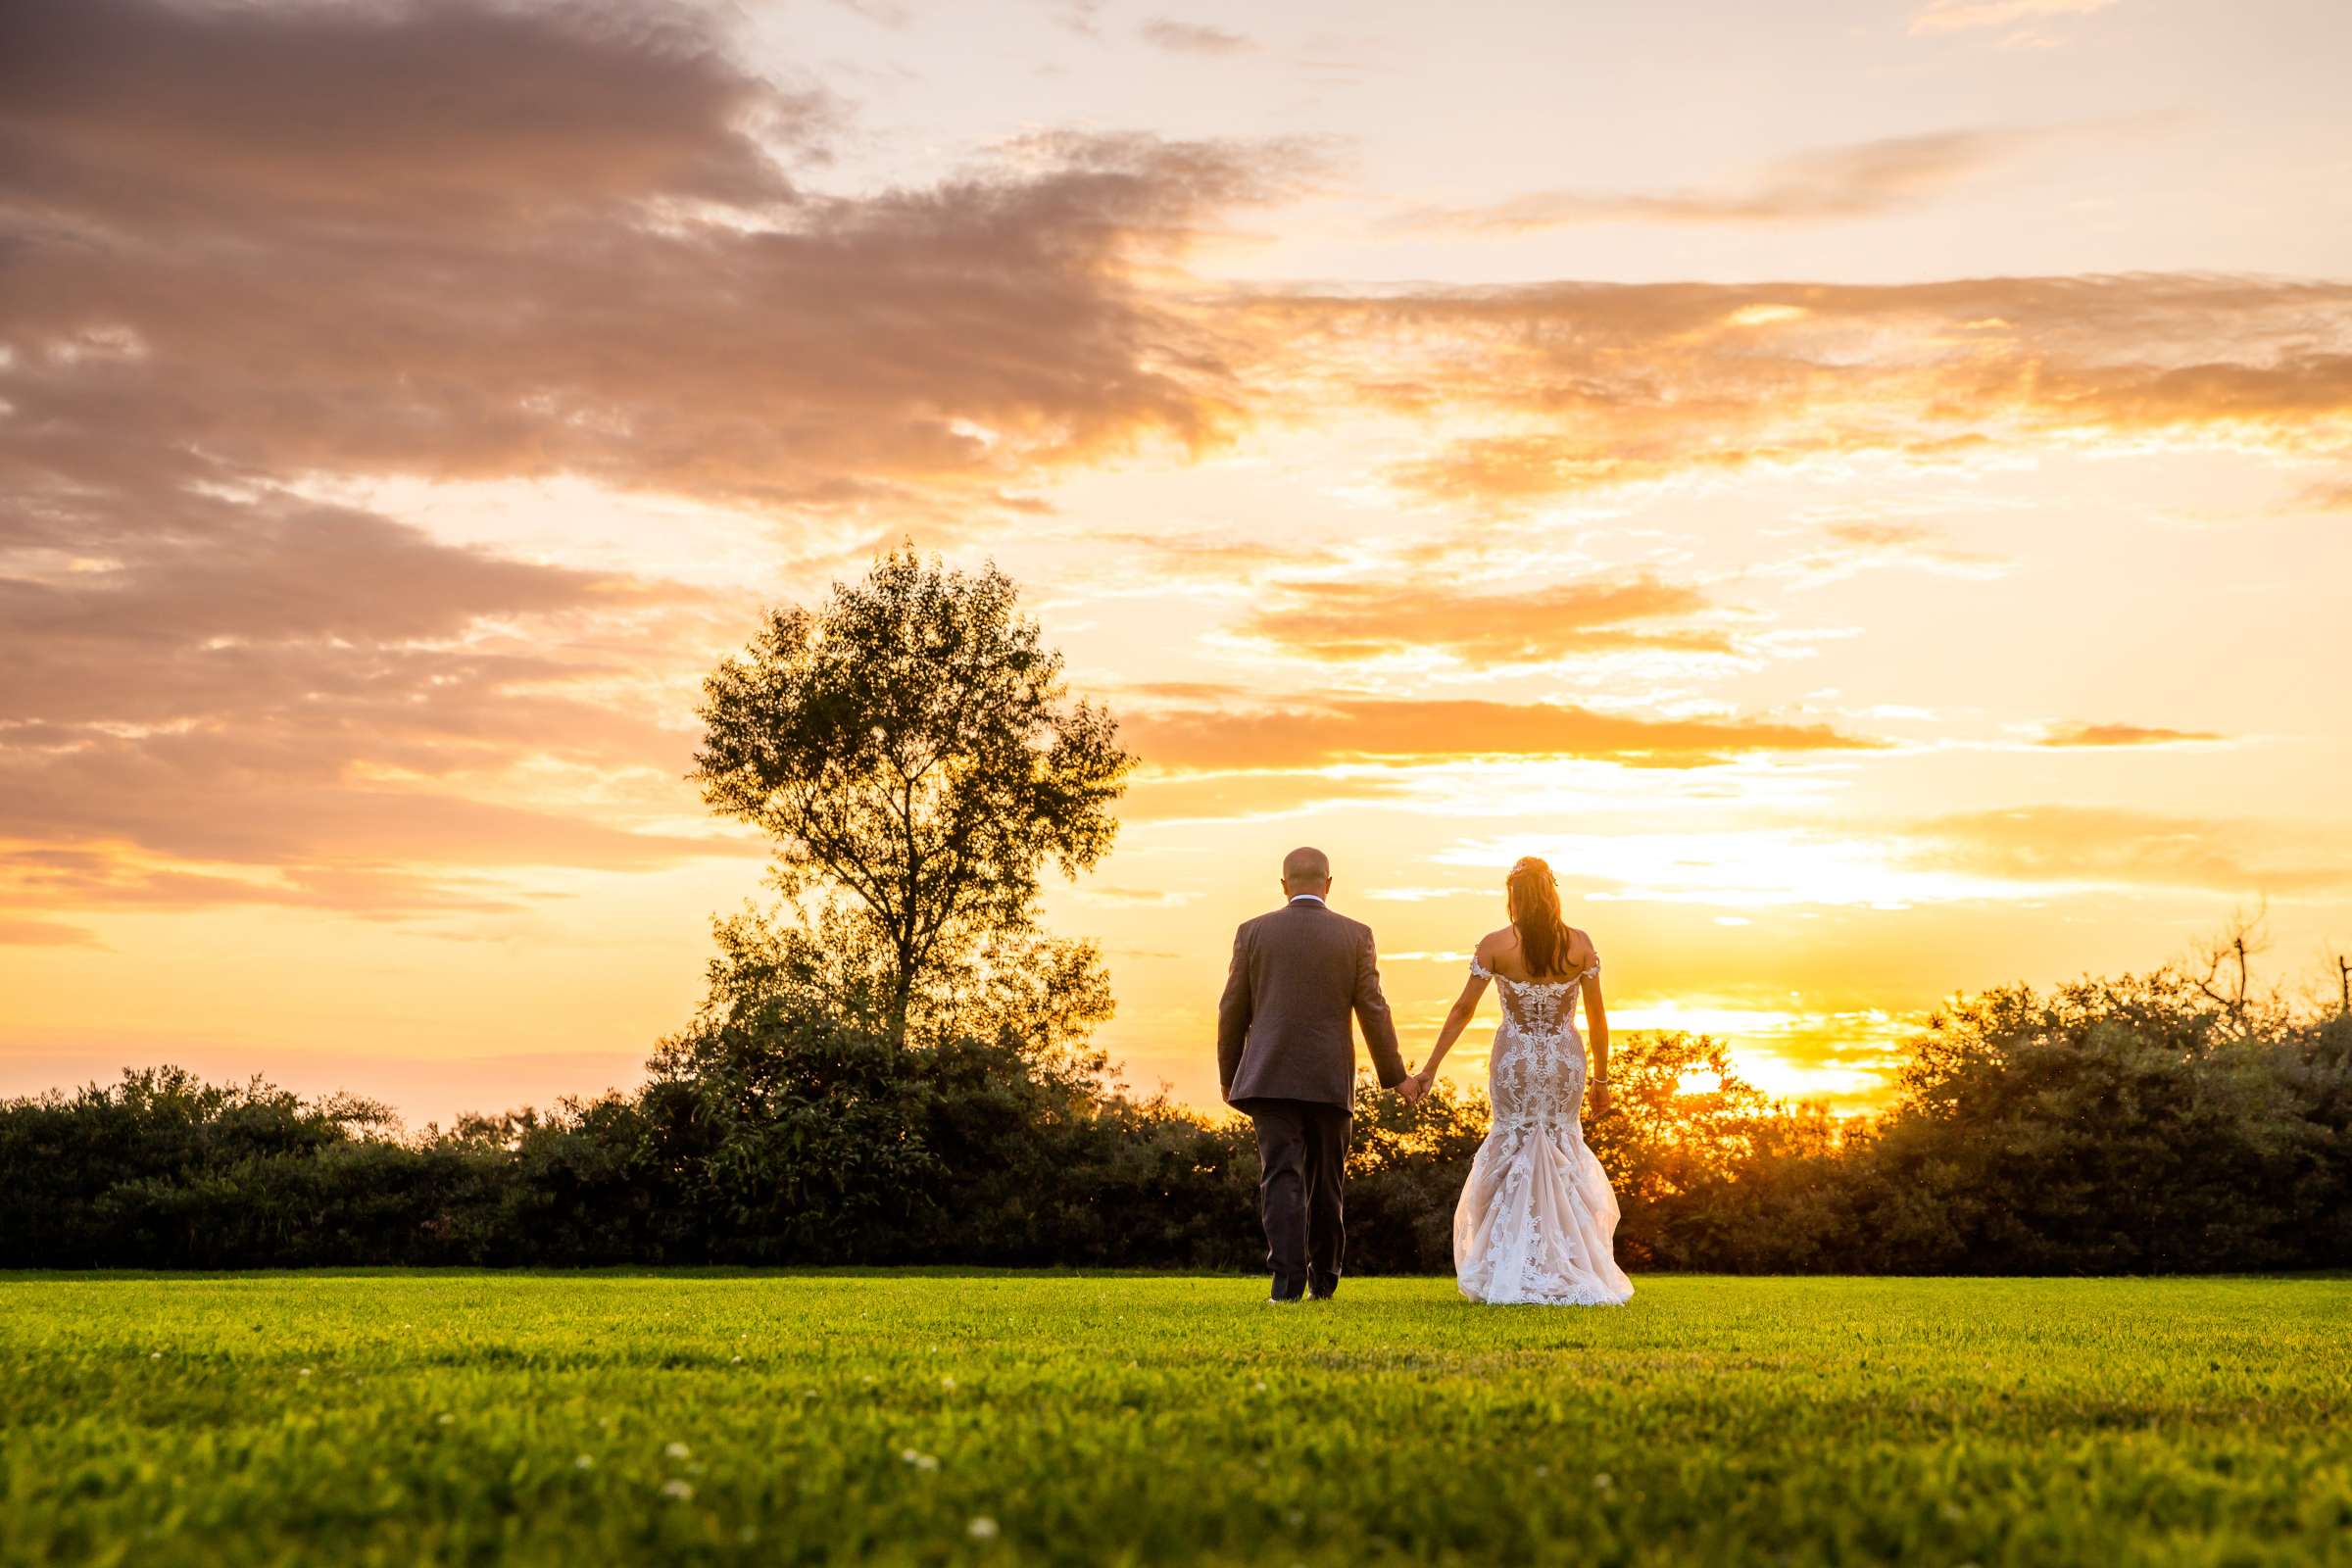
[[4, 0, 2349, 1128]]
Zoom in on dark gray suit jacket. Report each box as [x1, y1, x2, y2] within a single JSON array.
[[1217, 897, 1407, 1109]]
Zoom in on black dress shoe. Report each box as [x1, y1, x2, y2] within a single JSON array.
[[1269, 1272, 1306, 1302]]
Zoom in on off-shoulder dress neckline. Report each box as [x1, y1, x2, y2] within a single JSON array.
[[1469, 952, 1596, 988]]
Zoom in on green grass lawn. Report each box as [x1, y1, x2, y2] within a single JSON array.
[[1, 1272, 2345, 1566]]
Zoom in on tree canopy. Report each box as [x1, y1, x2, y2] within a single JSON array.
[[690, 548, 1135, 1045]]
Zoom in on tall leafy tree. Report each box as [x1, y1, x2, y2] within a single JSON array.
[[691, 548, 1135, 1045]]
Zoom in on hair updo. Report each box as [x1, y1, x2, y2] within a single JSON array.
[[1505, 856, 1575, 979]]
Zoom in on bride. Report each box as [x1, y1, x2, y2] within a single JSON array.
[[1400, 857, 1634, 1306]]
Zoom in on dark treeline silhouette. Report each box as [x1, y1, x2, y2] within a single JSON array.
[[5, 961, 2345, 1273]]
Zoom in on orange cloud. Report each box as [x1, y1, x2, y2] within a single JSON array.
[[0, 487, 731, 910], [1139, 19, 1255, 55], [1236, 574, 1732, 662], [1378, 126, 2063, 233], [1125, 698, 1886, 770], [1755, 517, 2014, 589], [0, 916, 101, 949], [1211, 274, 2352, 512], [1908, 0, 2117, 37], [1118, 769, 1421, 823], [1895, 805, 2351, 893], [0, 851, 538, 922], [1092, 533, 1313, 574], [2290, 477, 2352, 511], [2035, 721, 2227, 747]]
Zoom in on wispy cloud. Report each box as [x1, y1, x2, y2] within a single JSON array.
[[1235, 574, 1734, 663], [1044, 0, 1106, 37], [2034, 721, 2227, 747], [1908, 0, 2118, 37], [2288, 477, 2352, 511], [1212, 273, 2352, 513], [1140, 19, 1255, 56], [1125, 698, 1886, 770], [1895, 805, 2350, 893], [1754, 519, 2014, 590], [0, 916, 103, 949], [1377, 123, 2117, 234]]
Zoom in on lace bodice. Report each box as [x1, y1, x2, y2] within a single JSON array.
[[1469, 948, 1599, 1133], [1468, 950, 1598, 1037]]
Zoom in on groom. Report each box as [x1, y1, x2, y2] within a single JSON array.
[[1217, 846, 1408, 1302]]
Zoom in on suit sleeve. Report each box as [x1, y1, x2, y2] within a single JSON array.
[[1352, 927, 1408, 1089], [1216, 923, 1252, 1095]]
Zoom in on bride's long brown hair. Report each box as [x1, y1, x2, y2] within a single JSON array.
[[1506, 857, 1575, 978]]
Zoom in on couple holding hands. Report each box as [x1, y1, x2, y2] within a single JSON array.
[[1216, 847, 1634, 1307]]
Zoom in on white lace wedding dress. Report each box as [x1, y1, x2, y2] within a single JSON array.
[[1453, 951, 1635, 1305]]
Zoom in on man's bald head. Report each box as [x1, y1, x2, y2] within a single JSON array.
[[1282, 846, 1332, 898]]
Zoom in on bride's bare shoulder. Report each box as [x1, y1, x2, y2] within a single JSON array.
[[1473, 926, 1516, 959]]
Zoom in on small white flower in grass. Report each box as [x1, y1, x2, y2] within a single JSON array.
[[150, 1352, 162, 1360], [1252, 1380, 1267, 1393], [1593, 1473, 1614, 1491], [574, 1455, 595, 1471], [1534, 1465, 1549, 1479], [967, 1516, 999, 1542], [941, 1376, 956, 1392], [731, 1355, 744, 1364], [663, 1442, 690, 1460], [660, 1479, 694, 1501], [297, 1368, 313, 1378], [436, 1413, 455, 1426]]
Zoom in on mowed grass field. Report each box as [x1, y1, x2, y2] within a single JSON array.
[[1, 1273, 2345, 1566]]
